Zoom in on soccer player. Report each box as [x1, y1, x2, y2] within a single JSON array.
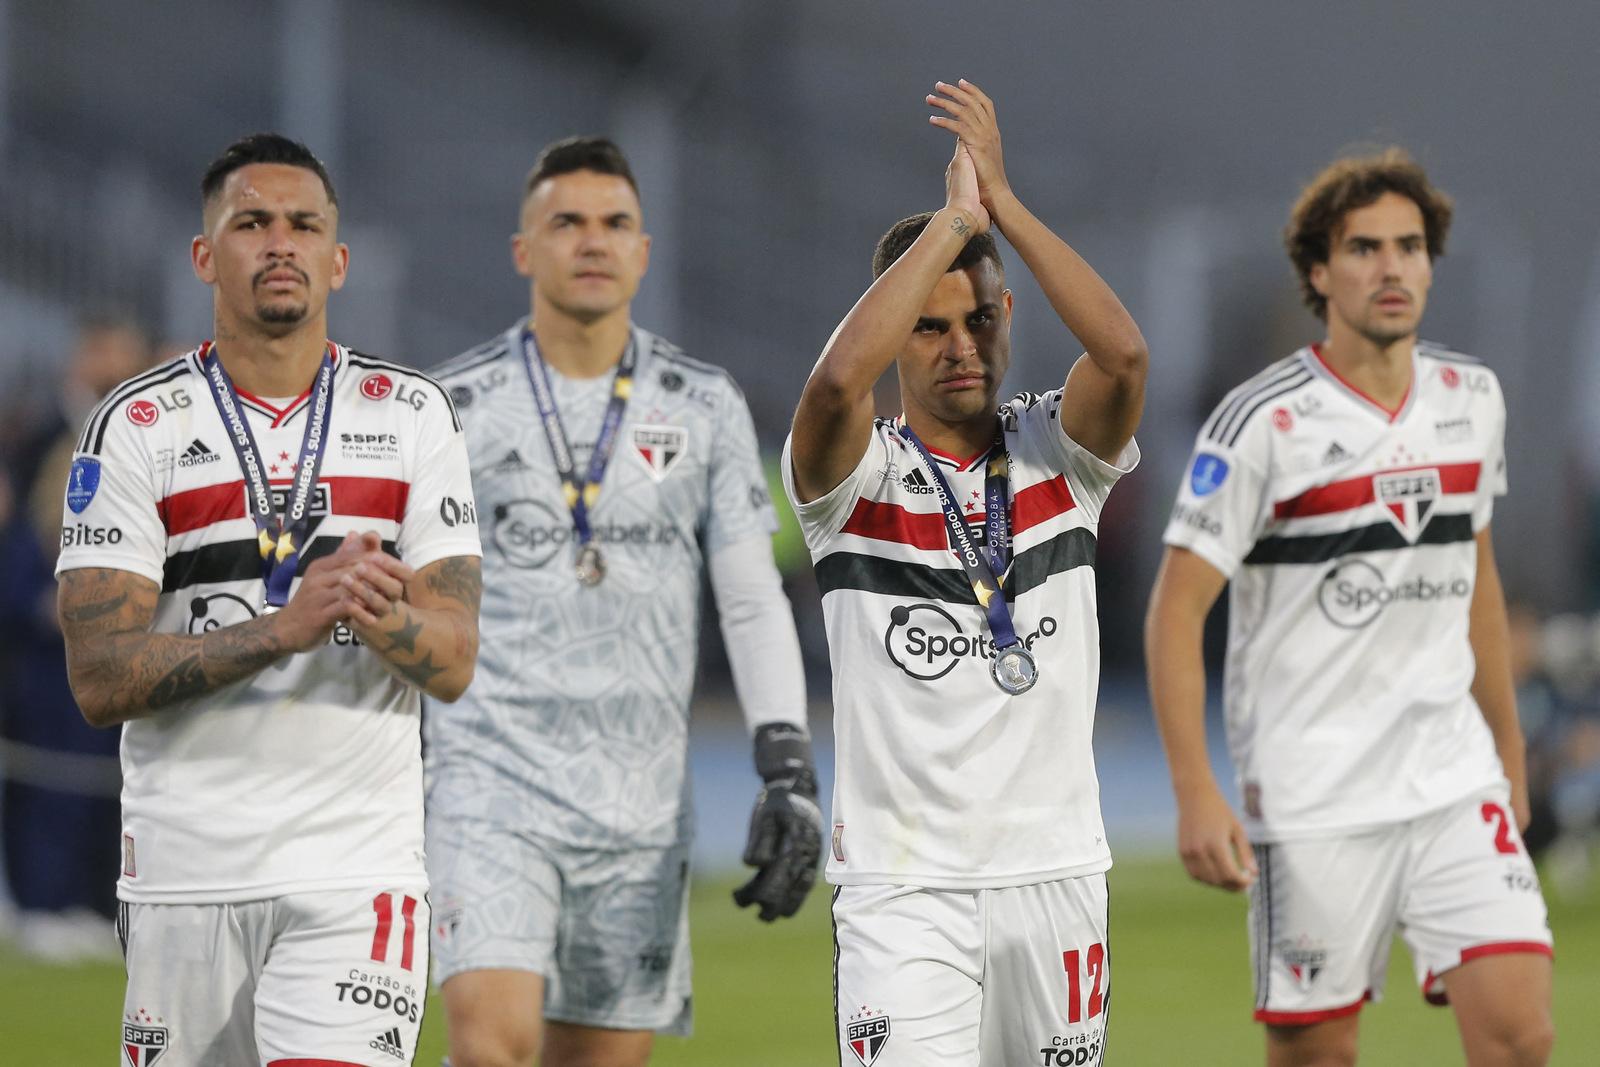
[[1146, 150, 1555, 1067], [54, 133, 482, 1067], [785, 81, 1147, 1065], [425, 136, 819, 1067]]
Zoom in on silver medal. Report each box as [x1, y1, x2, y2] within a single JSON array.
[[575, 543, 606, 586], [991, 644, 1038, 695]]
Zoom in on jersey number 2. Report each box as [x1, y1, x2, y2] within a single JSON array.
[[371, 893, 419, 971], [1063, 942, 1106, 1024], [1480, 802, 1519, 855]]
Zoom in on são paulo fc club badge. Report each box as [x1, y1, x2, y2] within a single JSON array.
[[66, 457, 101, 514], [845, 1007, 891, 1066], [123, 1014, 168, 1065], [631, 424, 687, 481]]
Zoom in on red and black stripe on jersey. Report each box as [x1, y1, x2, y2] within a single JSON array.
[[814, 464, 1094, 602], [157, 475, 408, 594], [1244, 461, 1481, 565]]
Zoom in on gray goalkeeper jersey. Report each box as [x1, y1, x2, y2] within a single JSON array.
[[424, 320, 778, 849]]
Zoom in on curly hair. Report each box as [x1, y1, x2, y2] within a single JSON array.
[[1284, 149, 1453, 320]]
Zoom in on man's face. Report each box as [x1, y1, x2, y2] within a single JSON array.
[[513, 170, 650, 323], [1311, 191, 1432, 346], [192, 163, 347, 335], [897, 263, 1012, 426]]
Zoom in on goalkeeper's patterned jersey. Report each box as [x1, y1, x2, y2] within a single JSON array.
[[424, 321, 778, 849], [783, 391, 1138, 889], [56, 343, 480, 903], [1162, 343, 1508, 842]]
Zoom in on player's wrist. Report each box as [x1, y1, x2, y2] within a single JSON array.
[[752, 721, 816, 790], [935, 205, 983, 240]]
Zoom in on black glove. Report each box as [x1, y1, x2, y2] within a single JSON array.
[[733, 722, 823, 922]]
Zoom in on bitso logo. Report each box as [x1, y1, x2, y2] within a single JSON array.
[[361, 373, 394, 400], [883, 603, 1058, 681], [126, 399, 160, 426], [1317, 559, 1470, 629]]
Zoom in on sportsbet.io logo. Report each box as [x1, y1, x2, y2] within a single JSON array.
[[491, 498, 681, 569], [883, 603, 1058, 681], [1317, 559, 1470, 629]]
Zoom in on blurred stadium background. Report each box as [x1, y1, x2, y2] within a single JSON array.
[[3, 1, 1599, 1062]]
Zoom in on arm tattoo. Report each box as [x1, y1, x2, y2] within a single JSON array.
[[146, 654, 210, 707], [951, 216, 972, 238], [382, 607, 424, 655], [424, 555, 483, 613], [59, 568, 289, 724], [392, 650, 447, 689]]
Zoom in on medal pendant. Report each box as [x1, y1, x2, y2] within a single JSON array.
[[575, 543, 606, 587], [991, 644, 1038, 695]]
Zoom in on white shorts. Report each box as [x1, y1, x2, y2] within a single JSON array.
[[426, 815, 693, 1035], [832, 874, 1110, 1067], [1248, 788, 1553, 1026], [117, 886, 430, 1067]]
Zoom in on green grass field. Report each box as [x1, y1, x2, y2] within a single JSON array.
[[4, 854, 1594, 1065]]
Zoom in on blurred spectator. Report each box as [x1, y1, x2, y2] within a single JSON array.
[[0, 313, 154, 960], [1513, 604, 1600, 895]]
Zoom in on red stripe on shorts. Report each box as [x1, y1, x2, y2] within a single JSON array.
[[1254, 991, 1369, 1026]]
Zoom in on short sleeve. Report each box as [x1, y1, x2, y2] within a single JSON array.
[[1474, 384, 1508, 532], [1161, 423, 1271, 579], [395, 389, 482, 569], [55, 414, 167, 586], [701, 379, 780, 554], [1017, 390, 1139, 522], [780, 427, 889, 554]]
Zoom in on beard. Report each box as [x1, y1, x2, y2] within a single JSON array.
[[256, 299, 309, 326]]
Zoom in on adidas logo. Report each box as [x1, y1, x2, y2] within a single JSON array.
[[1322, 442, 1349, 465], [492, 448, 529, 472], [900, 468, 936, 495], [369, 1026, 404, 1060], [178, 438, 220, 467]]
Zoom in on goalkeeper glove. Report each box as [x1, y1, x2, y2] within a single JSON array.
[[733, 722, 823, 921]]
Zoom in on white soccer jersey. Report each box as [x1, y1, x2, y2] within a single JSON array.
[[424, 322, 780, 850], [783, 391, 1138, 889], [1163, 343, 1507, 842], [56, 343, 481, 903]]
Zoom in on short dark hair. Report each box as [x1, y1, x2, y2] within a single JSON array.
[[201, 133, 338, 211], [524, 136, 638, 200], [872, 212, 1003, 279], [1285, 148, 1453, 320]]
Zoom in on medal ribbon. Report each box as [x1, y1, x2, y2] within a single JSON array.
[[899, 425, 1022, 651], [519, 327, 636, 551], [201, 340, 336, 608]]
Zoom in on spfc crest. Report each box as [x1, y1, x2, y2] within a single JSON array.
[[846, 1011, 890, 1066], [1373, 468, 1439, 542], [631, 424, 688, 481], [123, 1022, 169, 1065], [1279, 937, 1327, 991]]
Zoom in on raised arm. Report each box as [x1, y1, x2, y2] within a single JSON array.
[[1145, 545, 1257, 891], [59, 533, 377, 727], [788, 145, 989, 503], [930, 79, 1148, 461], [341, 538, 480, 703]]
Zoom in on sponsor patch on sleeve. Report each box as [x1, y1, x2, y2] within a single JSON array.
[[1188, 451, 1229, 497], [66, 457, 102, 514]]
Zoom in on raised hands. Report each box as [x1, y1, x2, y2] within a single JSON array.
[[928, 79, 1010, 217]]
